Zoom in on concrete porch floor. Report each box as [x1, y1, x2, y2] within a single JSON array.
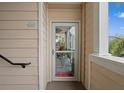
[[46, 81, 86, 90]]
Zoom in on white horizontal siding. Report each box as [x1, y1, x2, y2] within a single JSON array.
[[0, 30, 37, 39], [0, 85, 38, 90], [0, 12, 37, 20], [0, 3, 37, 11], [0, 67, 37, 75], [0, 49, 37, 57], [0, 58, 37, 67], [0, 39, 37, 48], [0, 76, 38, 84], [0, 21, 37, 30], [0, 2, 38, 90]]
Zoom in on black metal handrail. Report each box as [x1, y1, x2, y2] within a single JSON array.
[[0, 54, 31, 68]]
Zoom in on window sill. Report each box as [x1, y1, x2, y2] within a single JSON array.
[[93, 54, 124, 64], [90, 54, 124, 76]]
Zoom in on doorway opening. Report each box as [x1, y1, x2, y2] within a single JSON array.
[[51, 22, 80, 81]]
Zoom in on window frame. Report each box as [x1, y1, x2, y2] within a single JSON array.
[[99, 2, 109, 55], [98, 2, 124, 57], [93, 3, 110, 55]]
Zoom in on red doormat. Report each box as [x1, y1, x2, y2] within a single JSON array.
[[55, 72, 74, 77]]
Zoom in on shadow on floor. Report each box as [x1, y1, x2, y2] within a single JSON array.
[[46, 81, 86, 90]]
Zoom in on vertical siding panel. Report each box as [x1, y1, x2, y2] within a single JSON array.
[[84, 3, 94, 88]]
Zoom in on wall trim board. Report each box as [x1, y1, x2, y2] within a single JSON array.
[[38, 2, 43, 90], [38, 2, 48, 90]]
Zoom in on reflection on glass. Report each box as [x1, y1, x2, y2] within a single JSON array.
[[55, 52, 74, 77], [56, 26, 75, 51]]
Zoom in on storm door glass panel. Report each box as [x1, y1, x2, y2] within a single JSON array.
[[55, 26, 76, 77]]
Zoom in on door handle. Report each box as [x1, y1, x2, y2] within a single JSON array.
[[52, 49, 55, 55]]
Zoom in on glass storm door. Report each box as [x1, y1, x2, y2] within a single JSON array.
[[52, 22, 79, 81]]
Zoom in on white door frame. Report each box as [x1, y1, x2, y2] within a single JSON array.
[[50, 20, 81, 81]]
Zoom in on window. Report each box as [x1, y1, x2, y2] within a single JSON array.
[[109, 3, 124, 58]]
